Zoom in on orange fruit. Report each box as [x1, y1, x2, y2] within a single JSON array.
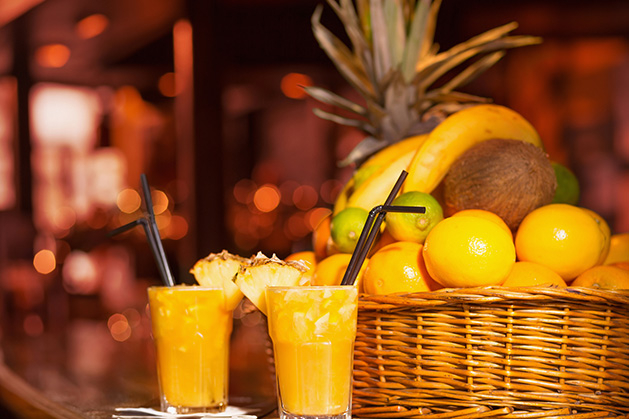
[[362, 241, 440, 295], [611, 262, 629, 271], [368, 229, 398, 256], [581, 208, 611, 264], [312, 214, 333, 261], [423, 216, 515, 288], [311, 253, 368, 292], [451, 209, 513, 240], [571, 265, 629, 290], [286, 251, 316, 284], [515, 204, 608, 280], [604, 233, 629, 265], [501, 261, 567, 288]]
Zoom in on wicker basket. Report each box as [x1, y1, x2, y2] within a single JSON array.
[[352, 286, 629, 418]]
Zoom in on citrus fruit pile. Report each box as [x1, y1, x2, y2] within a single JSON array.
[[286, 106, 629, 294]]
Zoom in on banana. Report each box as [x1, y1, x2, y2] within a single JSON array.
[[361, 134, 428, 169], [333, 134, 428, 214], [403, 104, 544, 194], [346, 147, 418, 211], [333, 177, 354, 215]]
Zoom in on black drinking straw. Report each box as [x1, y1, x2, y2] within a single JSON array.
[[108, 175, 175, 287], [140, 174, 175, 287], [340, 170, 426, 286]]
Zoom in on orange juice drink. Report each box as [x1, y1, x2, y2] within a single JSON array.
[[266, 286, 358, 419], [148, 285, 233, 414]]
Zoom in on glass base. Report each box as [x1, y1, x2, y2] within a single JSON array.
[[279, 410, 350, 419], [162, 401, 226, 415]]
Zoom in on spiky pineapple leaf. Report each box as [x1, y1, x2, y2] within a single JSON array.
[[369, 0, 393, 83], [384, 0, 405, 67], [308, 0, 543, 166], [424, 90, 492, 105], [420, 0, 441, 58], [356, 0, 371, 44], [326, 0, 375, 87], [312, 5, 375, 99], [304, 86, 368, 117], [440, 51, 505, 94], [313, 108, 376, 134], [401, 0, 431, 82], [338, 135, 388, 167]]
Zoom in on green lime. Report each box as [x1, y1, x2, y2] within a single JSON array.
[[330, 207, 370, 253], [551, 162, 580, 205], [385, 191, 443, 243]]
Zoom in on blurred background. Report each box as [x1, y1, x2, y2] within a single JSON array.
[[0, 0, 628, 413]]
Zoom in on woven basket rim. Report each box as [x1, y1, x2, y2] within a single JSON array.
[[358, 285, 629, 310]]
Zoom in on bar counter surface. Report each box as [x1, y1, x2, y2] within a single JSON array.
[[0, 316, 278, 418]]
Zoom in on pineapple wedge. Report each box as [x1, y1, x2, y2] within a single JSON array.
[[190, 250, 248, 311], [235, 252, 308, 315]]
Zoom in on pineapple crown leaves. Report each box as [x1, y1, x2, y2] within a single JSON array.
[[308, 0, 542, 166]]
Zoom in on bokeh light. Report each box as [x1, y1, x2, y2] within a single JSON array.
[[292, 184, 318, 210], [306, 207, 332, 231], [108, 313, 131, 342], [33, 249, 56, 274], [52, 206, 77, 231], [117, 188, 142, 214], [166, 214, 188, 240], [158, 72, 178, 97], [253, 184, 281, 213], [233, 179, 256, 204], [62, 251, 99, 295], [34, 44, 70, 68], [280, 73, 313, 99], [151, 190, 169, 214], [76, 14, 109, 39], [320, 179, 343, 204]]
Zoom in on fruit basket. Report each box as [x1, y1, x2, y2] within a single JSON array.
[[352, 286, 629, 418]]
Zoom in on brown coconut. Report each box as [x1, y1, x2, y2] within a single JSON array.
[[443, 138, 557, 231]]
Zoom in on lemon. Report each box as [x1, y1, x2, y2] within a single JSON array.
[[451, 209, 513, 239], [581, 208, 611, 264], [330, 207, 369, 253], [423, 216, 516, 288], [385, 191, 443, 243], [515, 204, 607, 280], [551, 162, 580, 205]]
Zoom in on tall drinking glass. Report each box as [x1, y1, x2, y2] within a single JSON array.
[[148, 285, 233, 414], [266, 286, 358, 419]]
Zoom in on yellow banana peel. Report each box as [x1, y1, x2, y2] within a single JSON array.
[[333, 134, 427, 215], [361, 134, 427, 168], [347, 148, 417, 211], [403, 104, 543, 194]]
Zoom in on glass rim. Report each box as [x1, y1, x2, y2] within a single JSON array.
[[266, 285, 357, 291], [148, 285, 224, 291]]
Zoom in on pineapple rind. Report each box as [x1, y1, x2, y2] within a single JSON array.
[[190, 250, 247, 310], [235, 252, 307, 315]]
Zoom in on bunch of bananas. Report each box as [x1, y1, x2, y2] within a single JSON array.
[[333, 104, 543, 216]]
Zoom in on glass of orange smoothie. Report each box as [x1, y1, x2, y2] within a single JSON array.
[[148, 285, 233, 414], [266, 286, 358, 419]]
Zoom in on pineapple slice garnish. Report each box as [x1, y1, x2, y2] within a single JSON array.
[[235, 252, 308, 315], [190, 250, 248, 311]]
